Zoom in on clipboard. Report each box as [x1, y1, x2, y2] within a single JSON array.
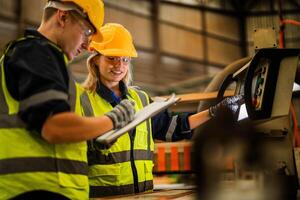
[[96, 94, 180, 144]]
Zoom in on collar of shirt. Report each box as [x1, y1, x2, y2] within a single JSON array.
[[24, 28, 65, 54], [25, 28, 44, 38], [96, 81, 130, 105]]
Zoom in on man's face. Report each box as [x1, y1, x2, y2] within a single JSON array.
[[58, 11, 94, 60]]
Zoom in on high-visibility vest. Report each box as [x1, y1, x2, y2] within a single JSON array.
[[80, 88, 154, 197], [0, 37, 89, 200]]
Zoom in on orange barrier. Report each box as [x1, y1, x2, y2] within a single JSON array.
[[171, 146, 179, 171], [153, 142, 235, 173], [157, 146, 166, 172], [154, 142, 191, 172], [183, 145, 191, 171]]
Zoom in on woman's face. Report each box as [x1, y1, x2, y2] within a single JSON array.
[[97, 55, 130, 87]]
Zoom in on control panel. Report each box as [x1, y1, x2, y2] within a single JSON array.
[[241, 48, 299, 120], [251, 58, 270, 110]]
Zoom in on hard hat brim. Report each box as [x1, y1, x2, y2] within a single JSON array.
[[98, 49, 138, 58]]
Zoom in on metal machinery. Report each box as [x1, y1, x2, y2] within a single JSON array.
[[144, 41, 300, 200], [193, 47, 300, 200]]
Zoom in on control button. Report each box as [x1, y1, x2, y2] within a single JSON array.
[[256, 88, 262, 96]]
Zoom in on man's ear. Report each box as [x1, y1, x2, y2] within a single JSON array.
[[56, 10, 68, 28]]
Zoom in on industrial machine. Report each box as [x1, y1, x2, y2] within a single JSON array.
[[234, 48, 299, 121], [193, 48, 300, 200]]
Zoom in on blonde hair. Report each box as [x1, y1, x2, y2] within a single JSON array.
[[82, 53, 133, 94]]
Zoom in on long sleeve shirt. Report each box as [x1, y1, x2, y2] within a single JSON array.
[[96, 81, 193, 141]]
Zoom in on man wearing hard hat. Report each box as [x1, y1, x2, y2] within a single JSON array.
[[0, 1, 136, 199]]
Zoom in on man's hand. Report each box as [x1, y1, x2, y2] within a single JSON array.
[[105, 99, 136, 129], [209, 95, 244, 118]]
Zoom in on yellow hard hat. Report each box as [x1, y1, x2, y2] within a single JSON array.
[[47, 0, 104, 41], [89, 23, 138, 57]]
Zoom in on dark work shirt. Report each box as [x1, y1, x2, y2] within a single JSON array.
[[96, 81, 193, 141], [4, 29, 70, 133]]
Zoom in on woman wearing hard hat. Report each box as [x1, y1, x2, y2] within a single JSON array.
[[81, 23, 243, 197]]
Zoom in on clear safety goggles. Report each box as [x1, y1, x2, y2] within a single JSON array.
[[105, 56, 131, 65], [69, 11, 95, 37]]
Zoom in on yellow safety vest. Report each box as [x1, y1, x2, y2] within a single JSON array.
[[0, 37, 89, 200], [80, 88, 154, 197]]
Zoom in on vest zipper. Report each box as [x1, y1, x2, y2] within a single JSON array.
[[129, 129, 139, 193]]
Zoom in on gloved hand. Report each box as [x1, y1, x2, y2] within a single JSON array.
[[105, 99, 136, 129], [208, 95, 244, 118]]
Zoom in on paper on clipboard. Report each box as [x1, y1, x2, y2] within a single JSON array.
[[96, 93, 179, 144]]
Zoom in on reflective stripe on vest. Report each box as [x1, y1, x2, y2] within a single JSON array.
[[80, 91, 94, 117], [80, 91, 97, 151], [19, 90, 68, 111], [68, 72, 77, 112], [0, 157, 87, 175], [88, 149, 153, 165], [165, 115, 178, 142], [89, 180, 153, 198], [133, 89, 152, 153], [0, 36, 88, 200], [81, 88, 154, 196]]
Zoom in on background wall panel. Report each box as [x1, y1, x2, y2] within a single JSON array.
[[23, 0, 46, 24], [0, 22, 17, 49], [104, 0, 151, 16], [105, 7, 153, 49], [207, 37, 242, 65], [160, 23, 204, 60], [206, 12, 240, 41], [0, 0, 16, 19], [160, 4, 202, 31]]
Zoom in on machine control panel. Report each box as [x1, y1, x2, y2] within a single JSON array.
[[252, 58, 269, 110], [239, 48, 300, 120]]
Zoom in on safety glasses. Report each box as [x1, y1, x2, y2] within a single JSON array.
[[105, 56, 131, 65], [69, 11, 95, 37]]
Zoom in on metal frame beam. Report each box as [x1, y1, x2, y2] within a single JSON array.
[[150, 0, 161, 84]]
